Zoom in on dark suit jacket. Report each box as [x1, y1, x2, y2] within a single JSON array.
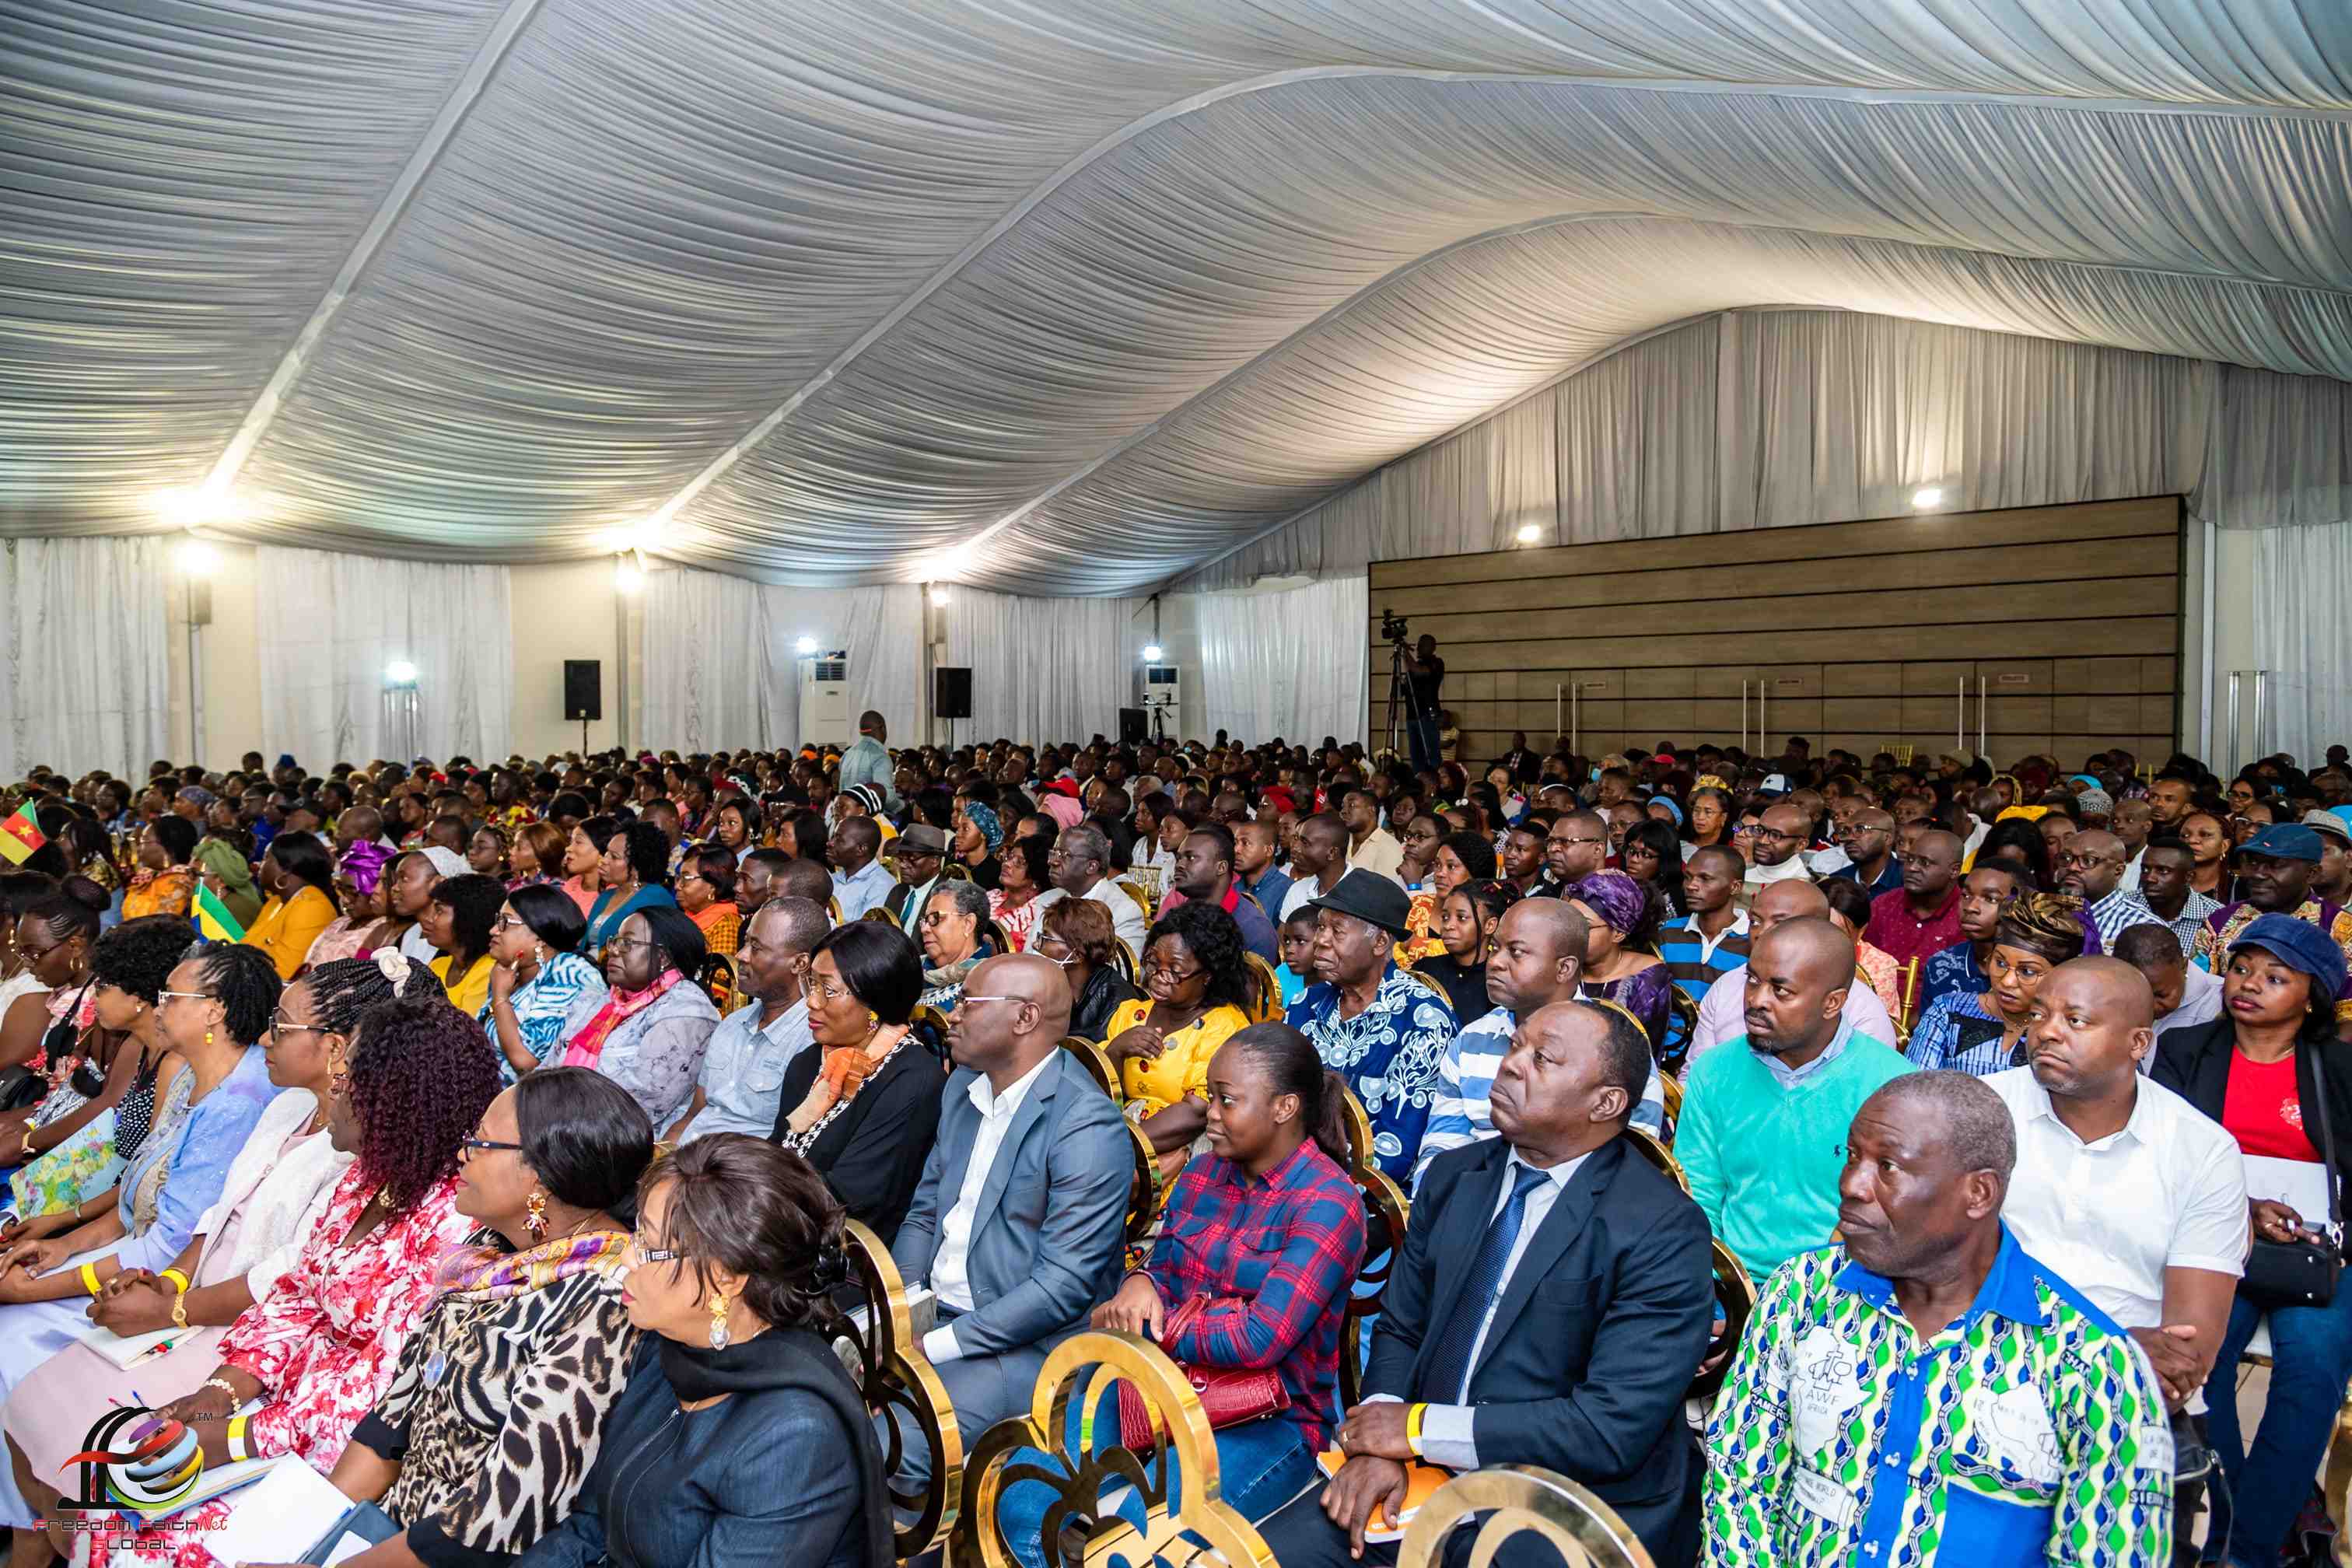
[[891, 1049, 1132, 1358], [881, 875, 940, 931], [1375, 1135, 1714, 1560]]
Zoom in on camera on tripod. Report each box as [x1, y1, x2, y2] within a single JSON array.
[[1380, 608, 1409, 647]]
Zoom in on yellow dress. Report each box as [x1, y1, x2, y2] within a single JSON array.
[[1104, 1001, 1251, 1118], [432, 954, 495, 1017], [240, 885, 338, 979]]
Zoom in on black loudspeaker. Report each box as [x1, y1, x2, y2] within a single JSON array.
[[934, 667, 973, 720], [1118, 707, 1147, 744], [563, 660, 603, 722]]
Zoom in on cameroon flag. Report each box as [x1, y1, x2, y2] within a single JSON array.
[[194, 881, 247, 943], [0, 803, 43, 866]]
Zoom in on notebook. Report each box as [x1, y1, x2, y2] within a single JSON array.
[[1314, 1451, 1453, 1543], [75, 1322, 186, 1370]]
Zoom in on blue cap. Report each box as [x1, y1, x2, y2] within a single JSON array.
[[2239, 824, 2325, 864], [2228, 912, 2348, 1001]]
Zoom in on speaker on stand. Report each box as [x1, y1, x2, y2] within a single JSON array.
[[564, 660, 602, 754], [934, 667, 972, 749]]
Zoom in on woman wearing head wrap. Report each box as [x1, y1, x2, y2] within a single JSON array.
[[952, 798, 1005, 891], [305, 842, 394, 971], [1904, 892, 2085, 1075], [1038, 779, 1086, 832], [191, 838, 263, 930], [1565, 870, 1673, 1058]]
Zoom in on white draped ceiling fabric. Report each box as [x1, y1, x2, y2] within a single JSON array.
[[5, 0, 2350, 604]]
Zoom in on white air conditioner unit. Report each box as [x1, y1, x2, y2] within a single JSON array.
[[798, 651, 855, 747], [1136, 663, 1181, 711]]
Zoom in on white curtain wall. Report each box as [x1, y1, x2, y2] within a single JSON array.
[[2253, 524, 2352, 765], [254, 547, 513, 767], [943, 590, 1146, 745], [0, 537, 172, 780], [1195, 576, 1369, 750]]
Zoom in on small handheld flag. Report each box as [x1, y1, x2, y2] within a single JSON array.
[[0, 803, 44, 866], [192, 882, 246, 943]]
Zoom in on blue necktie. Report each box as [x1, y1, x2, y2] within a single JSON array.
[[1420, 1164, 1550, 1405]]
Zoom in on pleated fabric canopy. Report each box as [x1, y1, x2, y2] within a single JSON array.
[[3, 0, 2348, 593]]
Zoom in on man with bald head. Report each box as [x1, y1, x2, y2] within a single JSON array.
[[2056, 828, 2162, 949], [1979, 957, 2242, 1542], [1689, 878, 1899, 1060], [1705, 1069, 2177, 1568], [890, 951, 1132, 1487], [1741, 800, 1817, 897], [1832, 807, 1902, 898], [1679, 916, 1913, 1272], [1416, 899, 1664, 1187], [1863, 825, 1965, 970]]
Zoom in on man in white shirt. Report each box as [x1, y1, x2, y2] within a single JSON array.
[[1686, 878, 1896, 1062], [1279, 813, 1350, 922], [828, 816, 894, 922], [888, 954, 1132, 1490], [1046, 822, 1146, 955], [2116, 924, 2226, 1048], [1986, 955, 2245, 1531], [670, 897, 823, 1142]]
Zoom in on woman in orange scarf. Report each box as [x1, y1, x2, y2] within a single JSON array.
[[120, 817, 201, 919]]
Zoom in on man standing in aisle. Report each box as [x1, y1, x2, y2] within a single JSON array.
[[838, 709, 898, 811]]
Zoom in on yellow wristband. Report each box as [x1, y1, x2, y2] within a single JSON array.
[[159, 1269, 191, 1294], [1405, 1402, 1427, 1458], [225, 1414, 249, 1463], [79, 1262, 102, 1297]]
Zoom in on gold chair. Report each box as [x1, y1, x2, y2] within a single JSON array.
[[831, 1220, 963, 1559], [1398, 1465, 1655, 1568], [1692, 1237, 1758, 1402], [955, 1330, 1276, 1568], [1059, 1034, 1122, 1102], [1336, 1086, 1411, 1409], [827, 895, 842, 923], [1621, 1125, 1689, 1195], [1117, 878, 1155, 922], [1657, 1072, 1684, 1130], [1110, 937, 1140, 988], [944, 861, 972, 882], [1060, 1038, 1161, 1252], [1242, 952, 1284, 1024], [863, 905, 898, 924]]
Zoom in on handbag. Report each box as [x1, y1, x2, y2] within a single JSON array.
[[1115, 1294, 1290, 1450], [2240, 1044, 2343, 1310]]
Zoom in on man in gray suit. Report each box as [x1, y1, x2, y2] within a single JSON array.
[[890, 951, 1132, 1484]]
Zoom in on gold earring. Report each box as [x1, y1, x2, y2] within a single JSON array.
[[524, 1188, 549, 1242], [706, 1290, 731, 1350], [204, 1028, 214, 1047]]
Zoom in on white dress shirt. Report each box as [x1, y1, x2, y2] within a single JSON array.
[[1374, 1146, 1591, 1470], [922, 1051, 1058, 1363], [1685, 962, 1897, 1062], [1984, 1066, 2247, 1332], [1082, 877, 1149, 956]]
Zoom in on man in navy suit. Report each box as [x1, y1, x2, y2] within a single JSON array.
[[1258, 999, 1717, 1568]]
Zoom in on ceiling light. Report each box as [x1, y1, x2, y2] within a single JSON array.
[[1142, 644, 1164, 662], [929, 588, 950, 606], [614, 559, 644, 595], [1515, 523, 1542, 544], [796, 636, 819, 655], [174, 541, 220, 577], [152, 486, 243, 528], [383, 660, 418, 686], [1911, 486, 1944, 509]]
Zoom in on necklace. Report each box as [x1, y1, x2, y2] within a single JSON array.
[[784, 1034, 914, 1156]]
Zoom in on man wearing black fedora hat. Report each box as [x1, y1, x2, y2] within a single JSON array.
[[1284, 868, 1458, 1181], [883, 822, 951, 936]]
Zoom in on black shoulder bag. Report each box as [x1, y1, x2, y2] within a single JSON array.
[[2239, 1043, 2343, 1310]]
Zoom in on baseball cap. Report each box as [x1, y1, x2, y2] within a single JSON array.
[[2239, 824, 2325, 864], [2228, 912, 2349, 1001]]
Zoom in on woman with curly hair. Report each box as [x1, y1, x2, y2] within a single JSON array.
[[518, 1136, 890, 1568], [1103, 901, 1255, 1180], [1566, 870, 1673, 1059], [677, 845, 741, 960], [84, 972, 499, 1568], [584, 822, 679, 955], [1904, 892, 2087, 1075], [2, 954, 435, 1542], [1419, 878, 1518, 1026]]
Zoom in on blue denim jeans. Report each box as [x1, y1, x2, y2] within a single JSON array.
[[2201, 1285, 2352, 1567], [995, 1391, 1321, 1568]]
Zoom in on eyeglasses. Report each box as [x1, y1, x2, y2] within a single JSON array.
[[605, 936, 656, 956], [156, 989, 216, 1006], [624, 1234, 681, 1266], [1549, 835, 1604, 849], [491, 912, 526, 932], [805, 975, 855, 1005], [1143, 964, 1206, 987], [269, 1007, 328, 1037], [957, 994, 1026, 1008], [12, 933, 67, 964], [460, 1136, 523, 1153]]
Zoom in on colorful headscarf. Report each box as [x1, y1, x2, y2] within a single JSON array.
[[562, 968, 685, 1072], [193, 837, 255, 894], [1566, 870, 1647, 938], [963, 800, 1004, 852], [1041, 793, 1085, 831], [340, 840, 394, 897], [437, 1227, 632, 1300]]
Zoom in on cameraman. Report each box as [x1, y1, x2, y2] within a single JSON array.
[[1405, 632, 1444, 770]]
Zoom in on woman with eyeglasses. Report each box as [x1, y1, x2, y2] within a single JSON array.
[[517, 1136, 891, 1568], [483, 885, 611, 1082], [985, 835, 1059, 954], [916, 879, 995, 1012], [562, 906, 718, 1132], [1, 955, 422, 1539], [1034, 894, 1138, 1042], [0, 940, 283, 1531], [768, 922, 943, 1243], [1102, 902, 1255, 1181], [677, 846, 741, 960], [59, 982, 498, 1568]]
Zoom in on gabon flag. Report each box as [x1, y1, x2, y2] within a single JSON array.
[[194, 881, 247, 943], [0, 803, 44, 866]]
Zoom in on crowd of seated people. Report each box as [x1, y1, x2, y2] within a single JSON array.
[[0, 722, 2347, 1568]]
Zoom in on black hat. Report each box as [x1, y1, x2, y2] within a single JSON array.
[[1304, 869, 1412, 936]]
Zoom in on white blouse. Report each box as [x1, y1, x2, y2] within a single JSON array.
[[191, 1088, 354, 1303]]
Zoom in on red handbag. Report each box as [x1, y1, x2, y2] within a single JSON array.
[[1115, 1294, 1291, 1450]]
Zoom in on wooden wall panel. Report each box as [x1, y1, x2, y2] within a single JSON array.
[[1370, 497, 2183, 765]]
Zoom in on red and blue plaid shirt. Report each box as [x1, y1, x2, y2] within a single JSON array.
[[1141, 1139, 1367, 1448]]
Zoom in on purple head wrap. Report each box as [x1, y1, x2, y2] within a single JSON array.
[[339, 840, 394, 897], [1566, 870, 1647, 939]]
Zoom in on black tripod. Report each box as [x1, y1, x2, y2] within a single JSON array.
[[1384, 635, 1424, 761]]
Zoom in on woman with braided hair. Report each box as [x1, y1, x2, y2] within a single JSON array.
[[75, 970, 499, 1568], [1103, 901, 1255, 1180], [1905, 891, 2088, 1075], [2, 952, 431, 1544]]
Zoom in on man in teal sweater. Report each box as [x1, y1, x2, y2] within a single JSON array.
[[1678, 915, 1913, 1276]]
